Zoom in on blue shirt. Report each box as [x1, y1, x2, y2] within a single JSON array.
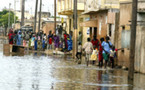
[[42, 40, 45, 48], [101, 41, 112, 54]]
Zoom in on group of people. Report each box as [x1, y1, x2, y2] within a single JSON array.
[[8, 29, 73, 52], [8, 29, 117, 68], [76, 36, 117, 68]]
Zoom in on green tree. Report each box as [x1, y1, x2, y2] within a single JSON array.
[[0, 9, 18, 35]]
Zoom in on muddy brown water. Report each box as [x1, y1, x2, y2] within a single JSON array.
[[0, 44, 145, 90]]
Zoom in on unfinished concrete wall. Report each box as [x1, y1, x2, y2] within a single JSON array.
[[90, 11, 108, 39], [117, 1, 145, 74], [115, 2, 132, 68], [42, 23, 55, 35]]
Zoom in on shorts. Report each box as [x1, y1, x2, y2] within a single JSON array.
[[103, 53, 109, 61]]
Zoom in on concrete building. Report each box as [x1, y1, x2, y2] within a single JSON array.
[[38, 12, 51, 19], [42, 18, 66, 35], [81, 0, 120, 44], [14, 10, 34, 30], [116, 0, 145, 73], [57, 0, 84, 34], [15, 10, 33, 20]]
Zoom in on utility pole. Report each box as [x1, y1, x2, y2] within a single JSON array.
[[73, 0, 78, 58], [14, 0, 18, 29], [34, 0, 38, 32], [128, 0, 138, 80], [21, 0, 25, 27], [8, 3, 11, 32], [14, 0, 16, 25], [38, 0, 42, 33], [54, 0, 56, 33]]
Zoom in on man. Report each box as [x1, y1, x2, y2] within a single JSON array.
[[78, 31, 82, 43]]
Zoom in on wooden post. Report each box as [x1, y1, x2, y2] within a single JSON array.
[[128, 0, 138, 80], [54, 0, 57, 33], [73, 0, 78, 58], [21, 0, 25, 27], [34, 0, 38, 32], [38, 0, 42, 33], [114, 13, 120, 66]]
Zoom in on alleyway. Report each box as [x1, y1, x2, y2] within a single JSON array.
[[0, 44, 145, 90]]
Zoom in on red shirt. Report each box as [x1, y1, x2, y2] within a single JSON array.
[[99, 43, 103, 61], [64, 34, 67, 39], [91, 39, 99, 47], [8, 33, 14, 44], [49, 38, 52, 44]]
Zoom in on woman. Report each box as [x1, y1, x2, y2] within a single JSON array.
[[16, 31, 22, 46], [34, 38, 38, 50], [8, 30, 14, 45], [53, 34, 60, 49], [64, 32, 68, 49], [101, 36, 112, 68], [99, 38, 104, 68], [31, 34, 35, 48], [67, 34, 72, 51]]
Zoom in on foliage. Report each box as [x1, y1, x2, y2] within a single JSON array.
[[0, 9, 18, 28]]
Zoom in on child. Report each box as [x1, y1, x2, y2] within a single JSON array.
[[48, 37, 52, 50], [90, 46, 98, 65], [42, 38, 45, 51], [23, 39, 26, 47], [76, 42, 82, 60], [109, 46, 116, 68]]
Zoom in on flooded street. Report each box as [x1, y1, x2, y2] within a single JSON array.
[[0, 44, 145, 90]]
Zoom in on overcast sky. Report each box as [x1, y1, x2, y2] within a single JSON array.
[[0, 0, 54, 15]]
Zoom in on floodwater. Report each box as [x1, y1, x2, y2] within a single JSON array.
[[0, 44, 145, 90]]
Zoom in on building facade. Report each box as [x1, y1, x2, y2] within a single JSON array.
[[81, 0, 120, 45], [57, 0, 84, 34], [116, 0, 145, 73]]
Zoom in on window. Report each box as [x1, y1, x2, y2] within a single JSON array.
[[109, 24, 112, 36]]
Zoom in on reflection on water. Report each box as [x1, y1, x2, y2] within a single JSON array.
[[0, 49, 145, 90]]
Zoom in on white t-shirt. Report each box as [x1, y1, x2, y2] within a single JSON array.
[[78, 45, 82, 52], [83, 42, 93, 54]]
